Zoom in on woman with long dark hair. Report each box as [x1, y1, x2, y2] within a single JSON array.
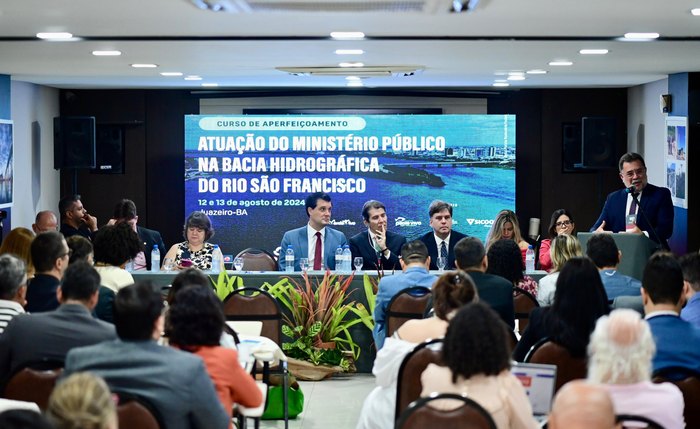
[[513, 257, 610, 361], [487, 239, 538, 297], [539, 209, 576, 272]]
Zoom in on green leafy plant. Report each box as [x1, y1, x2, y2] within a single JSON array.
[[209, 270, 243, 301], [361, 273, 379, 330], [263, 271, 373, 369]]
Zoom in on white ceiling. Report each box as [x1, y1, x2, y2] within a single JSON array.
[[1, 0, 700, 89]]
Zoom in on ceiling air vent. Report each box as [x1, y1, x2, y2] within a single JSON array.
[[277, 66, 424, 78], [189, 0, 453, 13]]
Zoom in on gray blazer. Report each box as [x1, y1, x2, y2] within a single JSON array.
[[0, 304, 116, 385], [65, 339, 230, 429], [279, 225, 348, 271]]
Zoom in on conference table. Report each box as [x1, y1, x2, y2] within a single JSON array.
[[132, 269, 547, 373]]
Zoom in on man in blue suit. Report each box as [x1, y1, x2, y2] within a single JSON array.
[[419, 200, 468, 270], [591, 152, 673, 248], [372, 240, 436, 350], [349, 200, 407, 272], [642, 252, 700, 378], [278, 192, 348, 271]]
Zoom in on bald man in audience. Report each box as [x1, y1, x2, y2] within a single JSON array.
[[548, 381, 620, 429], [32, 210, 58, 234]]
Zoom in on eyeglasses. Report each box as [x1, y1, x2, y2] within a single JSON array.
[[622, 167, 646, 179], [555, 220, 572, 228]]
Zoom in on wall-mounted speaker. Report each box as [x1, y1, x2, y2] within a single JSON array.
[[562, 122, 582, 172], [54, 116, 96, 169], [581, 117, 617, 169], [91, 125, 124, 174]]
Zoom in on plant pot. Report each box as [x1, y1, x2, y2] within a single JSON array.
[[287, 357, 343, 381]]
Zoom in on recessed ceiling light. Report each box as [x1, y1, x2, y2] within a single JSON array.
[[508, 71, 524, 76], [92, 50, 121, 56], [507, 75, 526, 81], [330, 32, 365, 40], [160, 72, 183, 77], [36, 32, 73, 40], [347, 81, 364, 87], [526, 69, 548, 74], [184, 75, 203, 81], [492, 82, 510, 87], [130, 63, 158, 68], [692, 8, 700, 15], [493, 71, 508, 76], [339, 62, 364, 68], [345, 76, 362, 81], [494, 79, 508, 83], [579, 49, 609, 55], [201, 83, 219, 87], [335, 49, 364, 55], [623, 32, 660, 40], [549, 60, 573, 66]]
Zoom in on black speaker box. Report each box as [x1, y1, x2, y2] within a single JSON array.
[[562, 122, 582, 172], [581, 117, 617, 169], [54, 116, 96, 169], [91, 125, 124, 174]]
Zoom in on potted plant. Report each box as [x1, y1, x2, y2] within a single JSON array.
[[263, 271, 373, 380], [209, 270, 243, 301]]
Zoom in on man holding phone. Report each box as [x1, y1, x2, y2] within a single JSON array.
[[59, 194, 98, 240]]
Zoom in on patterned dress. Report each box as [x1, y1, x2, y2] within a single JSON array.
[[174, 241, 215, 270]]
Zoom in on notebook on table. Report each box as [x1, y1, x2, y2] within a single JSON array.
[[511, 362, 557, 425]]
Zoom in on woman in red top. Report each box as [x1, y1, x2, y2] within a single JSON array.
[[539, 209, 576, 272]]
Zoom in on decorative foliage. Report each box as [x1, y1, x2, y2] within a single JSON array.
[[209, 270, 243, 301]]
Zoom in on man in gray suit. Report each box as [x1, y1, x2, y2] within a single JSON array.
[[279, 192, 348, 271], [0, 262, 116, 388], [64, 282, 230, 429]]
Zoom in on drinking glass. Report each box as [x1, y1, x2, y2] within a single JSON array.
[[162, 257, 175, 271], [353, 257, 363, 272], [437, 256, 447, 272], [299, 258, 310, 272], [233, 257, 244, 271]]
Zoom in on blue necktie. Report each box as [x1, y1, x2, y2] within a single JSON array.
[[440, 241, 448, 259]]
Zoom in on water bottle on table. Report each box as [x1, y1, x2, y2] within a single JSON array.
[[335, 246, 343, 272], [151, 245, 160, 272], [211, 245, 221, 274], [525, 245, 535, 273], [342, 245, 352, 273], [285, 245, 295, 273]]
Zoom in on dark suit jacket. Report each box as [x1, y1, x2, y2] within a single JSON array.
[[349, 230, 407, 271], [137, 226, 167, 271], [278, 225, 348, 271], [25, 274, 61, 313], [591, 183, 674, 246], [465, 271, 514, 330], [0, 304, 116, 387], [419, 230, 468, 270], [65, 340, 230, 429]]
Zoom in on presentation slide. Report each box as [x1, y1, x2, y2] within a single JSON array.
[[185, 114, 516, 260]]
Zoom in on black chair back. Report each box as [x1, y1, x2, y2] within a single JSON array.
[[395, 338, 444, 421], [396, 393, 497, 429], [386, 286, 432, 337], [524, 338, 586, 392], [223, 287, 283, 345], [115, 392, 165, 429]]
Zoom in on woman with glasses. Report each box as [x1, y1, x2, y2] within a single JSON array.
[[539, 209, 576, 272], [163, 211, 225, 271]]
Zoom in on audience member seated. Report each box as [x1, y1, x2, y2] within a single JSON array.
[[168, 286, 262, 424], [679, 252, 700, 328], [537, 234, 582, 306], [588, 309, 685, 428], [357, 271, 479, 429], [46, 372, 117, 429], [548, 381, 619, 429], [539, 209, 576, 272], [454, 237, 514, 329], [25, 231, 69, 313], [641, 252, 700, 377], [486, 239, 538, 297], [0, 262, 116, 388], [93, 223, 142, 293], [586, 233, 641, 300], [66, 235, 94, 265], [420, 302, 538, 429], [0, 227, 35, 279], [485, 209, 529, 262], [514, 257, 609, 361], [31, 210, 58, 234], [58, 195, 98, 240], [163, 211, 225, 272], [372, 240, 437, 350], [64, 282, 230, 429], [0, 409, 53, 429], [0, 255, 27, 334], [111, 199, 167, 271]]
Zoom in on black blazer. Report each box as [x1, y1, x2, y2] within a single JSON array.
[[419, 230, 468, 270], [465, 271, 515, 330], [349, 230, 407, 271], [138, 226, 167, 271]]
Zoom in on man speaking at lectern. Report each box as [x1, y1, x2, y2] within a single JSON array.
[[591, 152, 674, 248]]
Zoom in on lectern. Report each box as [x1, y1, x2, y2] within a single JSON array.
[[578, 232, 658, 281]]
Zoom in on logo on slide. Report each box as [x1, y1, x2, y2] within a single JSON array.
[[329, 219, 357, 226], [466, 218, 494, 227], [394, 217, 422, 227]]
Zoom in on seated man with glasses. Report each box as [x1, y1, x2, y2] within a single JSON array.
[[591, 152, 674, 248]]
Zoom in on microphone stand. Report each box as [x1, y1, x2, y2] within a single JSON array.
[[628, 189, 667, 251]]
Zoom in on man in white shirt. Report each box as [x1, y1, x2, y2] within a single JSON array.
[[419, 200, 467, 270], [0, 255, 27, 335]]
